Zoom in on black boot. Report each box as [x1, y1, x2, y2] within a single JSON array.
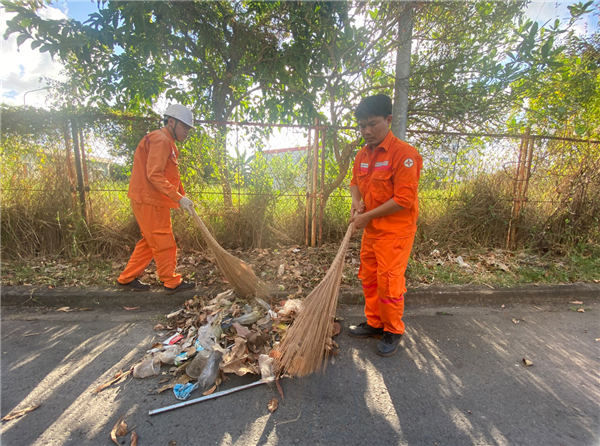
[[117, 278, 150, 291], [376, 331, 402, 357], [164, 281, 196, 295], [348, 322, 384, 338]]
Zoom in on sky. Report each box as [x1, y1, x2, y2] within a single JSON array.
[[1, 1, 599, 110]]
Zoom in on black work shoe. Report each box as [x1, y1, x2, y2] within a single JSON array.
[[163, 281, 196, 295], [117, 278, 150, 291], [348, 322, 384, 339], [376, 331, 402, 357]]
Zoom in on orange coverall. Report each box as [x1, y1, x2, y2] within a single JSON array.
[[350, 130, 422, 334], [118, 128, 186, 289]]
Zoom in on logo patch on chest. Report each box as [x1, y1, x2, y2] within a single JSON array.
[[360, 163, 369, 168], [374, 161, 389, 167]]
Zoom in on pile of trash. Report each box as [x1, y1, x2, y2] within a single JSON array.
[[129, 290, 303, 401]]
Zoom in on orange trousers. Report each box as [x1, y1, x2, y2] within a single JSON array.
[[358, 233, 415, 335], [118, 201, 181, 288]]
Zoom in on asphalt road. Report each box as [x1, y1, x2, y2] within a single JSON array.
[[1, 301, 599, 446]]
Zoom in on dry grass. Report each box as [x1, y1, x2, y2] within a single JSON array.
[[275, 223, 354, 378]]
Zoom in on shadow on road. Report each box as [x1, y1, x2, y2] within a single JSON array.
[[1, 304, 598, 445]]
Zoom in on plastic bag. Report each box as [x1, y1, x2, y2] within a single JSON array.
[[255, 297, 271, 311], [278, 299, 303, 317], [258, 354, 275, 382], [156, 345, 182, 365], [198, 350, 223, 391], [196, 323, 217, 351]]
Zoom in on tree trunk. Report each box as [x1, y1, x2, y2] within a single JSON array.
[[391, 2, 414, 141], [213, 95, 234, 209]]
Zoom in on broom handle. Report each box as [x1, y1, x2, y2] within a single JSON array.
[[188, 207, 227, 255]]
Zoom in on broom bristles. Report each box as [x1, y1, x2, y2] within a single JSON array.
[[276, 223, 354, 377], [190, 208, 268, 298]]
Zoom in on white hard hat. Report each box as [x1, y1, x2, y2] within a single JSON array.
[[164, 104, 194, 128]]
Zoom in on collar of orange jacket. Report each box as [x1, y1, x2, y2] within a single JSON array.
[[368, 130, 394, 153], [160, 127, 179, 156]]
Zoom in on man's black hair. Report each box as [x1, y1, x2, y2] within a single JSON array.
[[355, 94, 393, 120]]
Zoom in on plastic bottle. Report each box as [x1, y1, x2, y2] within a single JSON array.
[[232, 310, 260, 326]]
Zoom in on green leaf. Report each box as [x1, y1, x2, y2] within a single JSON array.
[[16, 33, 30, 47]]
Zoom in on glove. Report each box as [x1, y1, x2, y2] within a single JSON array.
[[178, 196, 194, 214]]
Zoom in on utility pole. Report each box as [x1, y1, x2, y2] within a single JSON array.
[[391, 2, 414, 141]]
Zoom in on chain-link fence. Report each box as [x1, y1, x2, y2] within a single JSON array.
[[1, 109, 599, 258]]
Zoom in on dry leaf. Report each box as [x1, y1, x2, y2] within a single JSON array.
[[233, 322, 252, 338], [93, 370, 131, 394], [331, 322, 341, 337], [131, 431, 138, 446], [523, 358, 533, 366], [533, 306, 543, 311], [116, 420, 128, 437], [203, 385, 217, 396], [595, 338, 600, 342], [110, 414, 125, 445], [267, 397, 279, 413], [1, 404, 39, 421], [56, 307, 73, 312], [577, 308, 585, 313], [512, 318, 519, 324], [77, 308, 93, 311], [124, 307, 140, 311], [276, 379, 284, 402], [154, 324, 165, 331], [501, 305, 505, 308], [571, 301, 583, 305]]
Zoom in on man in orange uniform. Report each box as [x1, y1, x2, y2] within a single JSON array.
[[117, 104, 196, 294], [348, 94, 422, 356]]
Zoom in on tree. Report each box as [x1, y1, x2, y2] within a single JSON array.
[[3, 0, 351, 206]]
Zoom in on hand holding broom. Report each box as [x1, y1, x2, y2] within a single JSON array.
[[187, 206, 268, 298]]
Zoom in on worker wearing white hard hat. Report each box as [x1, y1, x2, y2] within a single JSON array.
[[117, 104, 197, 294]]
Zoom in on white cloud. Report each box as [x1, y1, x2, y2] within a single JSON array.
[[1, 6, 67, 108], [524, 1, 599, 37]]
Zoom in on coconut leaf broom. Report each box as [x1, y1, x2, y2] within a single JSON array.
[[189, 207, 268, 298], [276, 223, 354, 377]]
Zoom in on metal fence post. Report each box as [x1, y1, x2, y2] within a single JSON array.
[[78, 123, 93, 222], [507, 127, 532, 250]]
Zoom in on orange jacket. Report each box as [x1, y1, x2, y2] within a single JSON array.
[[350, 130, 422, 239], [127, 128, 185, 209]]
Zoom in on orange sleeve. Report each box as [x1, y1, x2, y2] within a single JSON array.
[[392, 150, 422, 209], [146, 135, 183, 203]]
